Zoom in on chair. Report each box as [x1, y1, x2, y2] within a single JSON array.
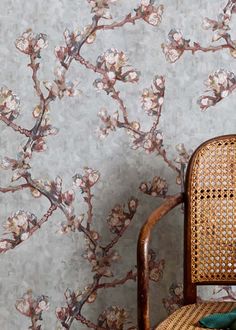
[[137, 134, 236, 329]]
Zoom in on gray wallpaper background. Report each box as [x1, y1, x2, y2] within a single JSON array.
[[0, 0, 235, 329]]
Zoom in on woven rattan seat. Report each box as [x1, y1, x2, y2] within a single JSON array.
[[137, 135, 236, 330], [156, 302, 236, 330]]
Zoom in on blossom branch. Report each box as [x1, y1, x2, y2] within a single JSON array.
[[83, 185, 94, 231], [61, 275, 101, 329], [0, 113, 31, 137], [28, 53, 45, 101], [0, 204, 57, 254], [162, 0, 236, 64], [10, 2, 169, 329], [110, 87, 129, 123], [77, 52, 180, 176], [76, 314, 106, 330], [0, 183, 30, 193], [96, 270, 136, 290], [96, 11, 143, 31]]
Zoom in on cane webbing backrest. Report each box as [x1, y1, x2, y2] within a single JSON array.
[[186, 135, 236, 283]]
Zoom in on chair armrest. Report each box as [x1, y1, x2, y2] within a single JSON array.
[[137, 193, 184, 330]]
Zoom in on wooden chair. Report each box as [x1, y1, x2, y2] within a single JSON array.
[[137, 135, 236, 329]]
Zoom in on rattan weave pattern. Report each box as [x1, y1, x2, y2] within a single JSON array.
[[155, 302, 236, 330], [189, 137, 236, 283]]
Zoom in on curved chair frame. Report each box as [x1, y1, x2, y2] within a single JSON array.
[[137, 134, 236, 330]]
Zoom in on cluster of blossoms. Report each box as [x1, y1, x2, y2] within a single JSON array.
[[34, 111, 58, 137], [94, 48, 140, 92], [30, 176, 76, 221], [141, 75, 165, 116], [106, 198, 138, 234], [56, 285, 102, 324], [73, 168, 100, 193], [15, 290, 49, 319], [0, 211, 38, 252], [0, 86, 20, 120], [43, 77, 81, 99], [139, 176, 168, 197], [148, 249, 165, 282], [27, 113, 59, 154], [202, 13, 231, 33], [202, 2, 235, 56], [198, 69, 236, 110], [83, 245, 120, 277], [15, 29, 48, 55], [162, 283, 184, 315], [59, 214, 84, 234], [97, 306, 130, 330], [87, 0, 117, 19], [131, 130, 163, 154], [140, 0, 164, 26], [97, 108, 119, 138], [0, 151, 31, 184], [175, 143, 191, 165], [56, 288, 89, 324], [0, 156, 19, 171], [162, 29, 189, 63]]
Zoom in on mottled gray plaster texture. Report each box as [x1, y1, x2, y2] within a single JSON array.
[[0, 0, 235, 329]]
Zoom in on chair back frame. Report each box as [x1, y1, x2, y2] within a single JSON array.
[[137, 134, 236, 330], [184, 134, 236, 304]]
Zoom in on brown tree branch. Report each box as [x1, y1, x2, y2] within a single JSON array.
[[84, 186, 93, 231], [76, 314, 106, 330], [96, 270, 137, 290], [110, 86, 129, 124], [96, 11, 143, 32], [0, 114, 31, 137], [0, 183, 30, 193], [28, 54, 45, 100], [184, 43, 231, 54]]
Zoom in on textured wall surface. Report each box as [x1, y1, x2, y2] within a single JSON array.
[[0, 0, 235, 329]]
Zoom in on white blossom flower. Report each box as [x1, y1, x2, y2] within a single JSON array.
[[198, 69, 236, 110], [141, 0, 150, 6], [0, 86, 20, 119], [21, 232, 29, 241], [0, 240, 11, 250], [87, 0, 117, 19], [38, 299, 49, 311], [162, 45, 182, 63], [15, 29, 48, 54], [141, 75, 165, 116]]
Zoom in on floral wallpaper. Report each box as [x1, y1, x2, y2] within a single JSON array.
[[0, 0, 235, 329]]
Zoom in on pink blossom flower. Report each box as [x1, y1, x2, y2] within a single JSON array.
[[97, 306, 129, 329], [15, 29, 48, 55], [55, 46, 68, 62], [0, 86, 20, 119], [16, 291, 49, 320], [0, 240, 12, 252], [162, 29, 189, 63], [139, 176, 168, 197], [97, 108, 119, 138], [143, 5, 164, 26], [96, 48, 139, 87], [73, 168, 100, 191], [87, 0, 117, 19], [175, 143, 191, 165], [32, 137, 47, 152], [56, 307, 69, 321], [4, 210, 37, 240], [163, 283, 184, 315], [62, 190, 75, 206], [141, 75, 165, 116], [198, 69, 236, 110]]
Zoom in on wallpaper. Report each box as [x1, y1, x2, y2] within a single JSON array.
[[0, 0, 235, 329]]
